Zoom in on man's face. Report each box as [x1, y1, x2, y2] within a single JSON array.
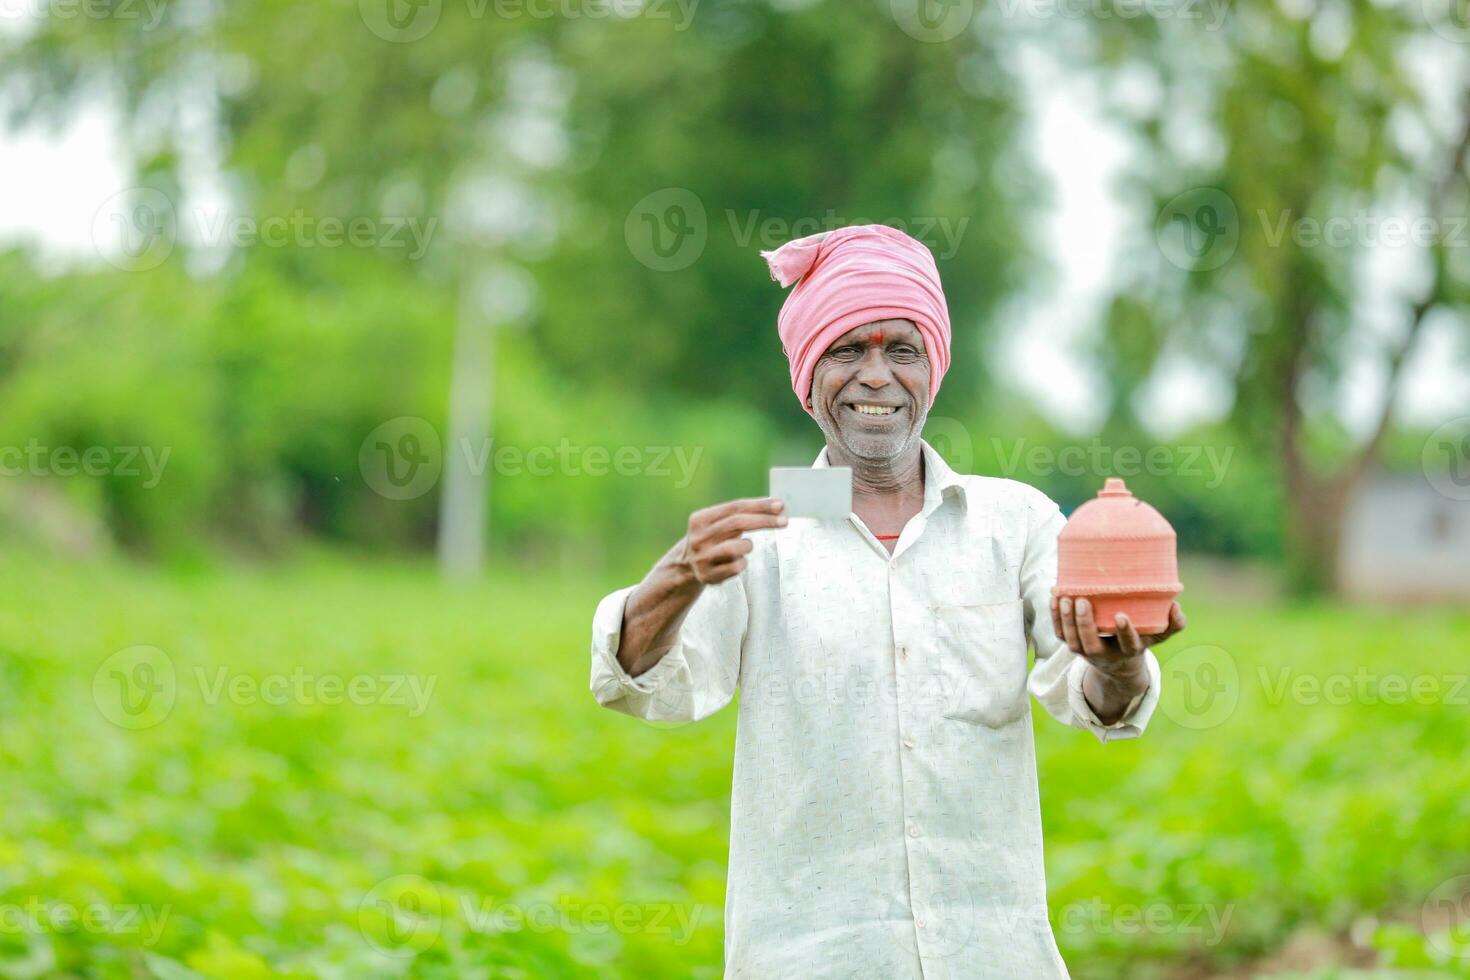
[[809, 318, 931, 463]]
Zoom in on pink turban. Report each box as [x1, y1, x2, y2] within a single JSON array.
[[762, 224, 952, 415]]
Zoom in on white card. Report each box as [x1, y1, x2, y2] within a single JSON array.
[[770, 466, 852, 520]]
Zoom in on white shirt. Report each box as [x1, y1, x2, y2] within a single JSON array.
[[589, 440, 1160, 979]]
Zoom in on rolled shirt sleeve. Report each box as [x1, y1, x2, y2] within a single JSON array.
[[1020, 490, 1162, 743], [589, 575, 747, 724]]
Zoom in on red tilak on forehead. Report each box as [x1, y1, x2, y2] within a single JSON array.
[[861, 327, 885, 346]]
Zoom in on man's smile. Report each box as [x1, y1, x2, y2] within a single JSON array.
[[847, 402, 902, 417]]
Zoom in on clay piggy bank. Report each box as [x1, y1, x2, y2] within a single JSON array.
[[1052, 478, 1182, 636]]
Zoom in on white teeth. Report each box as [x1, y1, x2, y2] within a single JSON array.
[[854, 404, 897, 416]]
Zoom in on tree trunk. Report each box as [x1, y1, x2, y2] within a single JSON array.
[[437, 258, 495, 580], [1282, 475, 1351, 596]]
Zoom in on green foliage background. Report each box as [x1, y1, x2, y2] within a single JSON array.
[[0, 554, 1468, 978], [0, 0, 1468, 976]]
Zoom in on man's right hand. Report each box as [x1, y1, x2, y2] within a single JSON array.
[[617, 497, 786, 677], [676, 497, 788, 585]]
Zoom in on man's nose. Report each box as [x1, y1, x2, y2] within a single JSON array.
[[855, 349, 893, 388]]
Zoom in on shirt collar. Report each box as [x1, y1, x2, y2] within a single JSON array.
[[811, 439, 968, 512]]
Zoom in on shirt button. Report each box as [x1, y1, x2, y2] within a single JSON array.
[[916, 917, 927, 929], [902, 736, 915, 749], [908, 823, 920, 838]]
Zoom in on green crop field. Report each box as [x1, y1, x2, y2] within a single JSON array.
[[0, 553, 1466, 979]]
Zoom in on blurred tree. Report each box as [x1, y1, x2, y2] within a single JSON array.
[[529, 1, 1031, 424], [1086, 8, 1470, 594], [23, 0, 1461, 591], [0, 0, 1031, 563]]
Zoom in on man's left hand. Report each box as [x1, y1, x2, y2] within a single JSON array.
[[1050, 596, 1186, 674]]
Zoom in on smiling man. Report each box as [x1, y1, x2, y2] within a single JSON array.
[[589, 224, 1186, 978]]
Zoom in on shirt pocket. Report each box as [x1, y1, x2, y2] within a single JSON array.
[[930, 597, 1030, 728]]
